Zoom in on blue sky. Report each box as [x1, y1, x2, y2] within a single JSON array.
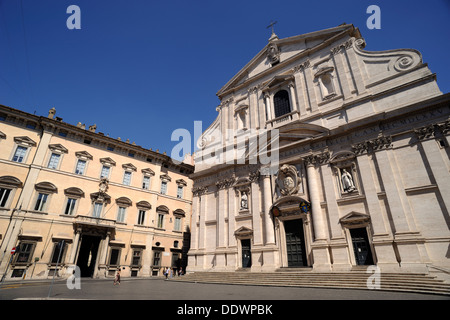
[[0, 0, 449, 158]]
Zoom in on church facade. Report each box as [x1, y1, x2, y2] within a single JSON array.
[[187, 24, 450, 274], [0, 106, 194, 280]]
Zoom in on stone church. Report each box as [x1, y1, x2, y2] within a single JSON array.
[[187, 24, 450, 274]]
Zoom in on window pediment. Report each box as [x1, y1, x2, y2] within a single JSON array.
[[48, 144, 68, 154], [173, 209, 185, 217], [160, 174, 171, 182], [100, 157, 116, 166], [136, 200, 151, 210], [141, 168, 155, 176], [75, 151, 93, 160], [0, 176, 23, 188], [64, 187, 85, 198], [156, 205, 169, 213], [122, 163, 137, 171], [35, 181, 58, 194], [116, 197, 132, 207], [14, 136, 37, 147]]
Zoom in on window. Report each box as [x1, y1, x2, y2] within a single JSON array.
[[131, 250, 141, 267], [137, 210, 146, 225], [34, 193, 48, 211], [50, 241, 67, 265], [177, 186, 183, 199], [157, 213, 164, 229], [47, 153, 61, 169], [100, 165, 110, 179], [142, 176, 150, 190], [109, 248, 121, 266], [123, 171, 132, 186], [0, 188, 12, 207], [273, 90, 291, 118], [174, 216, 182, 231], [75, 160, 86, 175], [12, 146, 28, 163], [153, 251, 161, 266], [117, 206, 126, 223], [93, 202, 103, 218], [160, 181, 167, 195], [64, 198, 77, 215], [15, 242, 35, 264]]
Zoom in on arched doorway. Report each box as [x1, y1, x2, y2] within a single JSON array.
[[270, 196, 312, 268]]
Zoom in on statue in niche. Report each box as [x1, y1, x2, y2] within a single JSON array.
[[240, 191, 248, 210], [341, 169, 355, 192]]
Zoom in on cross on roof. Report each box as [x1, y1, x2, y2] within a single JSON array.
[[267, 21, 277, 34]]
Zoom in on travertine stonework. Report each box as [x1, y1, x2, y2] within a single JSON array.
[[187, 24, 450, 274]]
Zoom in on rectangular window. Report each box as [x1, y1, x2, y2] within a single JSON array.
[[177, 186, 183, 199], [0, 188, 12, 207], [47, 153, 61, 169], [64, 198, 77, 215], [75, 159, 86, 175], [12, 146, 28, 163], [100, 165, 110, 179], [34, 193, 48, 211], [131, 250, 141, 266], [157, 213, 164, 229], [142, 176, 150, 190], [117, 206, 126, 223], [174, 216, 182, 231], [15, 242, 35, 264], [123, 171, 132, 186], [93, 202, 103, 218], [137, 210, 146, 225], [153, 251, 161, 266], [160, 181, 167, 194], [50, 241, 67, 264], [109, 248, 121, 266]]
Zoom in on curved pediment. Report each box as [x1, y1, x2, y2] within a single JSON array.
[[270, 195, 310, 216], [278, 122, 329, 142]]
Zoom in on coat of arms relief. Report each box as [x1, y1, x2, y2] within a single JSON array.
[[275, 164, 301, 197]]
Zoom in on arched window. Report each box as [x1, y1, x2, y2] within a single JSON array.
[[273, 90, 291, 118]]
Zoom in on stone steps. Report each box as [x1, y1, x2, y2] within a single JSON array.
[[173, 271, 450, 295]]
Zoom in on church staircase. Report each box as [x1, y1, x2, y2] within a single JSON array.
[[173, 269, 450, 296]]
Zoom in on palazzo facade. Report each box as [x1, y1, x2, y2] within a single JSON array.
[[187, 24, 450, 273], [0, 106, 193, 280]]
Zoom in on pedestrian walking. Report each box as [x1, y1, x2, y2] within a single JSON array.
[[164, 267, 169, 280], [114, 268, 121, 285]]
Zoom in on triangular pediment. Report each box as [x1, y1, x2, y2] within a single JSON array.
[[339, 211, 371, 226], [217, 24, 355, 98], [49, 144, 68, 154], [234, 226, 253, 237]]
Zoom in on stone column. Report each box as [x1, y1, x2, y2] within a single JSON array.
[[304, 155, 330, 270], [304, 156, 327, 241], [69, 228, 82, 265], [97, 231, 111, 278], [262, 173, 275, 245], [288, 82, 298, 116], [293, 70, 307, 116], [264, 92, 272, 121], [250, 172, 263, 245], [189, 194, 200, 250], [215, 181, 228, 248]]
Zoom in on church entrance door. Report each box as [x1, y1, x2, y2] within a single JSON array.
[[241, 239, 252, 268], [284, 219, 307, 267], [350, 228, 374, 265]]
